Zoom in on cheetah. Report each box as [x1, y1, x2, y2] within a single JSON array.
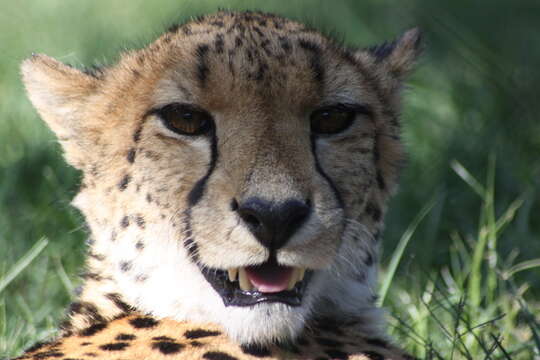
[[17, 11, 421, 360]]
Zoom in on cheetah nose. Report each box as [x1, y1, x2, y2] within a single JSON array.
[[235, 197, 311, 250]]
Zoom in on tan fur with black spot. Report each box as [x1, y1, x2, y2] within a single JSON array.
[[15, 314, 415, 360], [18, 10, 421, 360]]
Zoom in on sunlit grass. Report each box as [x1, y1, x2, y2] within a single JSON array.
[[384, 161, 540, 359]]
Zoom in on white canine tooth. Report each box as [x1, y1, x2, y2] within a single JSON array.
[[287, 269, 298, 290], [238, 268, 252, 291], [228, 268, 238, 282], [298, 268, 306, 282]]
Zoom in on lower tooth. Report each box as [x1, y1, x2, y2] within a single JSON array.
[[238, 268, 252, 291]]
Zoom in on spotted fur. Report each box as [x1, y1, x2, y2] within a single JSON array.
[[18, 10, 421, 360], [16, 314, 415, 360]]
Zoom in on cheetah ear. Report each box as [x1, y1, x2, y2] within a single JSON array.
[[21, 54, 100, 139], [362, 28, 423, 79], [21, 54, 101, 169]]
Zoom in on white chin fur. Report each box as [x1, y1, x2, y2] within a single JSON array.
[[109, 220, 381, 345], [219, 302, 311, 345], [111, 224, 314, 345]]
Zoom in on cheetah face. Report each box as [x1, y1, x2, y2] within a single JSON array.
[[22, 12, 420, 345]]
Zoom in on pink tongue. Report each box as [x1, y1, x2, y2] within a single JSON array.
[[245, 262, 294, 293]]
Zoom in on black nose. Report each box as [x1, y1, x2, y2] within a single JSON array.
[[236, 198, 311, 250]]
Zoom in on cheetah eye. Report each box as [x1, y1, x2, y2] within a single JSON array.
[[157, 103, 213, 136], [310, 104, 368, 135]]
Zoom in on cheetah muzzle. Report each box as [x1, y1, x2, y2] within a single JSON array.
[[201, 197, 314, 306]]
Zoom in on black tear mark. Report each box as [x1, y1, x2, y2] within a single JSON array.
[[151, 341, 184, 355], [187, 128, 218, 206], [185, 329, 221, 339], [202, 351, 239, 360], [129, 316, 158, 328], [310, 135, 344, 209], [195, 44, 210, 86]]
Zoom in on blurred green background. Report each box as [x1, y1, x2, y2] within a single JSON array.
[[1, 0, 539, 359]]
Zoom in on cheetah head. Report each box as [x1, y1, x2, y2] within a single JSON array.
[[21, 12, 420, 346]]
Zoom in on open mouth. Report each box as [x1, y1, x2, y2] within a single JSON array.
[[201, 258, 312, 307]]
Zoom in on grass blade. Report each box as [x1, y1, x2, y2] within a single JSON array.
[[379, 196, 437, 306], [451, 160, 486, 198], [502, 259, 540, 280], [0, 238, 49, 294]]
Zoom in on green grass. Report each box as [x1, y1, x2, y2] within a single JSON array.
[[1, 1, 539, 359], [384, 160, 540, 359]]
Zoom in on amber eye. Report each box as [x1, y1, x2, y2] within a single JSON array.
[[310, 105, 361, 135], [157, 103, 213, 136]]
